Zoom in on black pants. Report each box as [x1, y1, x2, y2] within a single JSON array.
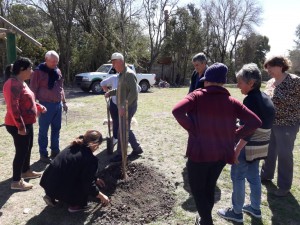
[[6, 124, 33, 181], [116, 102, 140, 154], [109, 99, 119, 139], [187, 160, 226, 225]]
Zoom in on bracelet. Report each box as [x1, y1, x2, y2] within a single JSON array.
[[63, 101, 67, 104]]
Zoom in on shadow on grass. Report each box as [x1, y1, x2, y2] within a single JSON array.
[[180, 166, 222, 212], [0, 159, 48, 211], [25, 203, 96, 225], [263, 182, 300, 224], [30, 160, 49, 172], [0, 178, 15, 210]]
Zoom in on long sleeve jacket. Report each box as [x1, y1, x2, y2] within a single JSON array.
[[3, 78, 43, 130], [109, 67, 138, 108], [172, 86, 262, 164]]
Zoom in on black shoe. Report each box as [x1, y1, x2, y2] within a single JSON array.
[[43, 195, 57, 207], [50, 151, 60, 159], [110, 154, 122, 162], [130, 146, 143, 156], [273, 189, 290, 197], [40, 156, 51, 164]]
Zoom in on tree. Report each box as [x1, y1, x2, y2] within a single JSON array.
[[71, 0, 116, 74], [7, 4, 48, 38], [289, 24, 300, 75], [25, 0, 79, 83], [113, 0, 141, 58], [235, 33, 270, 70], [201, 0, 263, 81], [295, 24, 300, 48], [0, 0, 13, 17], [143, 0, 178, 72], [161, 4, 204, 84]]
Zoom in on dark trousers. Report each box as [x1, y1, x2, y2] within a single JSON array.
[[187, 160, 226, 225], [6, 124, 33, 181], [109, 99, 119, 139], [261, 124, 299, 190], [116, 102, 140, 154]]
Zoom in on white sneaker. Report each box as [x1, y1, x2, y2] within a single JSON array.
[[22, 170, 42, 179], [11, 178, 33, 191]]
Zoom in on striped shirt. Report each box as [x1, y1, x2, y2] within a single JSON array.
[[241, 88, 275, 161]]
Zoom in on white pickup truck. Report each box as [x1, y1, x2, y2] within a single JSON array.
[[75, 64, 156, 94]]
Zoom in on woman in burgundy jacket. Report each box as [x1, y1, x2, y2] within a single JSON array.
[[172, 63, 262, 225]]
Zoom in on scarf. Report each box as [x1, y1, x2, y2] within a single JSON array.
[[36, 63, 60, 89]]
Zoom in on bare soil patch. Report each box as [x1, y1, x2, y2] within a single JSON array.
[[92, 162, 176, 224]]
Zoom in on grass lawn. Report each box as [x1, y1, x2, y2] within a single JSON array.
[[0, 86, 299, 225]]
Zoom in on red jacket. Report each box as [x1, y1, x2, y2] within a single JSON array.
[[30, 66, 64, 103], [172, 86, 262, 164], [3, 78, 43, 131]]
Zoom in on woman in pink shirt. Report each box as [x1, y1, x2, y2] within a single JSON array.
[[3, 57, 46, 191]]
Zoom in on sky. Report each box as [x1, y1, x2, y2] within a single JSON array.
[[178, 0, 300, 57]]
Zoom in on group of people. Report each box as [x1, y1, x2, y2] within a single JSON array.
[[3, 51, 143, 212], [3, 49, 299, 219], [173, 53, 300, 224]]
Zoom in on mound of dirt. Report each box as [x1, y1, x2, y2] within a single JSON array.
[[92, 162, 176, 224]]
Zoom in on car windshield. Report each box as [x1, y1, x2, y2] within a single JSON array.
[[96, 65, 111, 73]]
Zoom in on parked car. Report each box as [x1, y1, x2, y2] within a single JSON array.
[[75, 64, 156, 94]]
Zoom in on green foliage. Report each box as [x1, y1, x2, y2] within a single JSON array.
[[161, 4, 204, 84], [235, 33, 270, 70], [7, 3, 51, 39], [71, 32, 110, 76], [289, 49, 300, 75], [0, 0, 266, 85], [16, 35, 58, 65]]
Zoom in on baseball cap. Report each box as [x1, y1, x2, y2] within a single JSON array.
[[111, 52, 124, 61]]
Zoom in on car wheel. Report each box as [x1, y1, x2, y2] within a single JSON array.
[[91, 81, 103, 94], [81, 87, 90, 93], [139, 80, 149, 92]]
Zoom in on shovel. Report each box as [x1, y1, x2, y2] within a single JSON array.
[[105, 97, 114, 155]]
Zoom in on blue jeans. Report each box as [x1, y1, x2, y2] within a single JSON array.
[[231, 148, 261, 214], [38, 101, 62, 157]]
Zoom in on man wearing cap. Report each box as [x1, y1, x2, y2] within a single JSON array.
[[172, 63, 262, 225], [188, 52, 208, 93], [105, 52, 143, 162]]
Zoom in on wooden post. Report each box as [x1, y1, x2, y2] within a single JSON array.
[[122, 100, 128, 179]]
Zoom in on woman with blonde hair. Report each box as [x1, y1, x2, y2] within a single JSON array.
[[40, 130, 110, 212]]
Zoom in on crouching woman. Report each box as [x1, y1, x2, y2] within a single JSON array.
[[40, 130, 110, 212]]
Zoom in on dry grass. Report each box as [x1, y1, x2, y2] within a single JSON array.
[[0, 86, 299, 225]]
